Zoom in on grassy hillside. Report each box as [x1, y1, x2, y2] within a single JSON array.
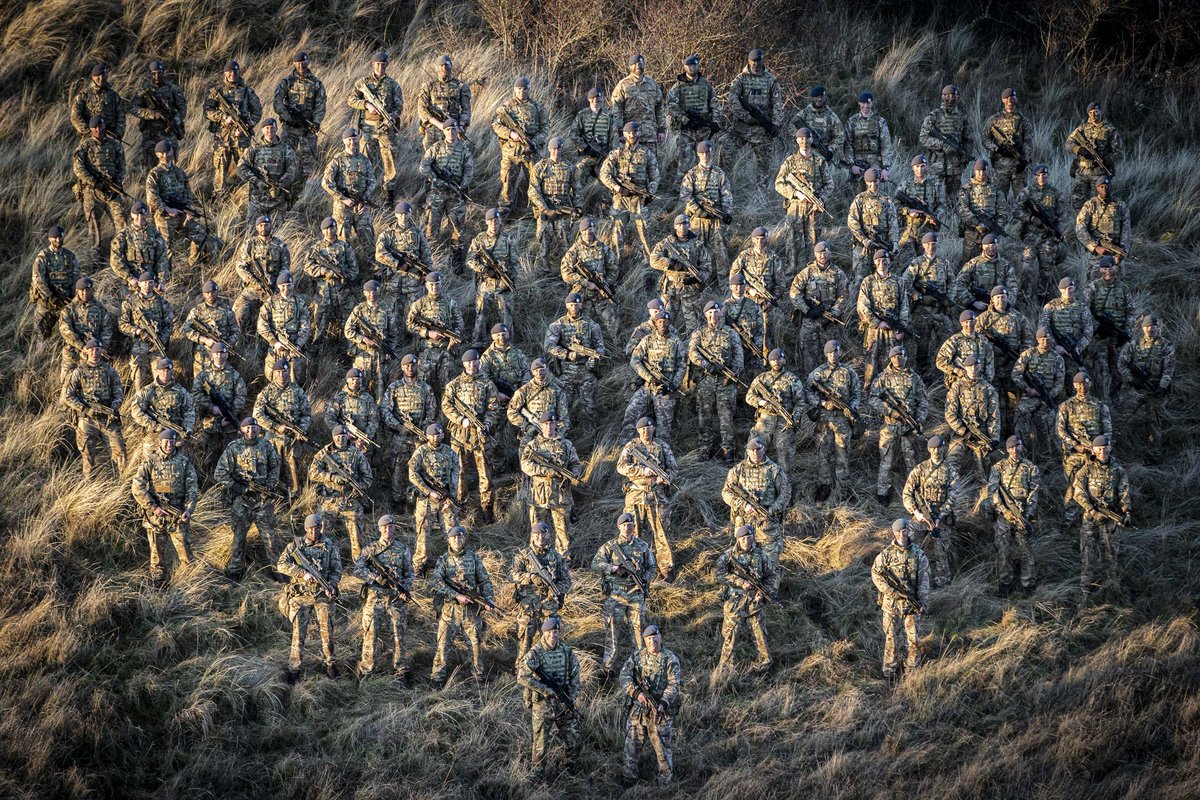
[[0, 2, 1198, 798]]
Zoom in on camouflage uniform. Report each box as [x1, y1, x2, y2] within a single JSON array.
[[716, 540, 777, 668], [612, 74, 664, 150], [145, 161, 218, 266], [985, 454, 1040, 591], [680, 162, 734, 275], [543, 310, 605, 417], [492, 96, 548, 215], [417, 75, 472, 150], [353, 536, 414, 677], [895, 178, 947, 259], [511, 546, 572, 667], [957, 175, 1008, 263], [62, 360, 126, 478], [72, 135, 127, 248], [650, 231, 712, 332], [374, 217, 433, 318], [256, 292, 311, 380], [508, 376, 571, 446], [408, 440, 461, 575], [935, 332, 996, 393], [919, 104, 974, 200], [901, 252, 954, 374], [789, 258, 850, 374], [902, 455, 958, 588], [59, 296, 114, 379], [324, 385, 380, 453], [348, 72, 403, 197], [1056, 391, 1112, 523], [442, 370, 501, 511], [625, 329, 686, 441], [1086, 275, 1134, 400], [845, 111, 893, 180], [529, 156, 582, 271], [429, 545, 494, 683], [598, 142, 660, 260], [181, 297, 239, 376], [856, 271, 910, 384], [233, 231, 291, 335], [871, 538, 930, 676], [203, 76, 261, 197], [945, 374, 1001, 477], [847, 186, 900, 278], [467, 228, 518, 344], [406, 291, 464, 396], [419, 137, 475, 257], [305, 237, 359, 348], [380, 376, 435, 503], [131, 376, 195, 457], [215, 434, 281, 575], [616, 436, 679, 576], [190, 363, 247, 469], [253, 378, 312, 496], [666, 69, 720, 171], [731, 247, 785, 312], [571, 105, 617, 179], [70, 79, 125, 140], [774, 149, 833, 273], [721, 455, 791, 568], [119, 291, 174, 392], [806, 360, 861, 492], [29, 245, 79, 340], [518, 635, 581, 776], [983, 108, 1032, 196], [277, 533, 341, 673], [791, 103, 845, 174], [131, 444, 198, 580], [110, 223, 170, 288], [520, 432, 584, 558], [322, 148, 377, 249], [868, 364, 929, 496], [344, 297, 400, 400], [1076, 193, 1132, 277], [978, 303, 1032, 432], [1039, 296, 1095, 374], [952, 252, 1018, 312], [745, 366, 806, 474], [1013, 181, 1067, 305], [273, 68, 326, 185], [687, 321, 744, 455], [1072, 455, 1130, 596], [1066, 119, 1121, 207], [725, 66, 783, 176], [723, 294, 766, 370], [309, 440, 373, 560], [591, 535, 656, 672], [236, 135, 298, 224], [1012, 344, 1066, 460], [620, 645, 682, 786], [560, 236, 620, 335], [1117, 332, 1175, 456]]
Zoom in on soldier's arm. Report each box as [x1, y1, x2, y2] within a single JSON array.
[[768, 469, 791, 516], [589, 542, 611, 574], [646, 149, 661, 195]]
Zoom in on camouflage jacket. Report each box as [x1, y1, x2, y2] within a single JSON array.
[[344, 300, 398, 358], [775, 150, 833, 210], [119, 292, 174, 350], [845, 111, 893, 169], [110, 225, 170, 285], [1056, 395, 1112, 452], [953, 254, 1018, 308], [631, 331, 686, 393], [957, 178, 1007, 234], [235, 234, 291, 297], [181, 299, 239, 352], [896, 178, 947, 231], [30, 246, 80, 306], [1013, 346, 1066, 404], [354, 537, 414, 601], [204, 79, 261, 147], [237, 138, 298, 202], [591, 535, 655, 599], [987, 456, 1040, 522], [680, 163, 734, 219], [277, 534, 342, 594], [1014, 183, 1066, 242], [976, 306, 1032, 363], [418, 77, 472, 134], [722, 457, 790, 520], [256, 294, 311, 349], [1072, 457, 1131, 517], [732, 248, 785, 304], [254, 381, 313, 439], [726, 68, 782, 129], [1076, 196, 1131, 255], [375, 220, 433, 296], [1118, 335, 1175, 392], [945, 377, 1001, 442], [1086, 278, 1134, 343], [599, 144, 660, 195], [871, 542, 930, 613], [1066, 120, 1122, 174], [746, 368, 806, 422], [936, 332, 996, 386], [519, 640, 580, 708], [491, 97, 548, 157], [667, 72, 719, 128], [560, 238, 618, 303], [406, 293, 463, 349], [919, 105, 973, 177], [381, 377, 436, 439], [571, 107, 616, 157], [73, 136, 126, 189], [716, 543, 776, 603], [620, 647, 682, 720], [806, 363, 862, 416], [867, 365, 928, 429], [467, 230, 518, 293], [215, 436, 281, 496], [791, 104, 845, 162], [60, 298, 113, 352], [63, 362, 123, 420], [529, 158, 580, 211], [431, 548, 494, 606], [520, 433, 583, 507], [902, 254, 954, 309], [612, 74, 664, 140], [723, 297, 765, 351], [544, 313, 605, 370], [650, 231, 711, 289], [324, 388, 380, 443], [273, 70, 327, 130], [442, 373, 500, 444], [308, 442, 373, 505], [1039, 298, 1095, 352], [145, 163, 196, 214], [480, 344, 532, 396], [847, 188, 900, 249], [71, 83, 125, 138], [688, 324, 744, 382], [408, 443, 460, 499], [132, 449, 199, 514], [508, 377, 571, 437], [856, 273, 910, 329], [983, 110, 1032, 170], [902, 457, 958, 518], [510, 546, 571, 611], [191, 365, 247, 422], [419, 139, 475, 189], [790, 261, 850, 317], [321, 150, 377, 203], [616, 437, 677, 501], [348, 74, 403, 128]]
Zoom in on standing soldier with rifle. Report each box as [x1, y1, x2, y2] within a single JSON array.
[[353, 514, 414, 682], [467, 208, 518, 346], [936, 310, 996, 393], [722, 436, 791, 572], [984, 435, 1040, 596], [571, 88, 617, 184], [730, 229, 784, 339], [130, 61, 186, 172], [305, 217, 359, 352], [277, 513, 342, 684], [273, 52, 326, 190], [945, 355, 1001, 479], [599, 121, 660, 263], [71, 62, 126, 143], [667, 54, 721, 173], [374, 201, 433, 320], [847, 168, 899, 284], [491, 77, 548, 217], [417, 54, 472, 150], [120, 272, 174, 393], [419, 121, 475, 272], [73, 116, 128, 250], [308, 425, 374, 561], [408, 423, 463, 577], [204, 60, 261, 200], [902, 435, 958, 590], [520, 411, 584, 562], [380, 354, 436, 511], [1117, 314, 1174, 461], [871, 519, 930, 682], [511, 523, 572, 672], [1071, 434, 1131, 603], [406, 271, 464, 396], [110, 203, 170, 292], [62, 338, 127, 479], [680, 140, 733, 276], [789, 241, 849, 375], [895, 155, 947, 262], [977, 285, 1034, 435], [347, 52, 403, 207], [901, 232, 954, 376], [237, 118, 297, 226], [322, 128, 378, 253], [688, 302, 745, 462], [59, 277, 114, 382], [592, 513, 657, 681], [517, 616, 581, 781], [131, 357, 194, 457], [256, 270, 311, 383], [715, 524, 778, 676], [1065, 102, 1122, 208], [774, 128, 833, 276], [429, 525, 495, 689], [1086, 257, 1133, 400], [131, 429, 198, 584], [29, 224, 80, 341], [745, 349, 807, 475], [543, 293, 606, 419], [345, 280, 400, 403], [612, 54, 665, 153], [983, 88, 1032, 198], [146, 140, 221, 268], [233, 215, 291, 344], [253, 359, 312, 498], [443, 349, 501, 522], [857, 249, 911, 385], [623, 309, 686, 441], [1039, 277, 1094, 376], [790, 85, 845, 182], [919, 84, 974, 201], [1076, 175, 1132, 278], [806, 340, 862, 503], [190, 341, 246, 473], [507, 358, 570, 448], [868, 345, 928, 507], [215, 417, 282, 579], [724, 48, 783, 181], [1013, 164, 1067, 306], [651, 214, 712, 332], [324, 367, 381, 458], [957, 160, 1009, 264], [845, 91, 894, 189], [954, 234, 1018, 313], [619, 625, 682, 788], [529, 137, 582, 273], [483, 325, 533, 452], [1012, 327, 1066, 462], [1056, 372, 1112, 527], [616, 417, 679, 583], [560, 217, 620, 336], [182, 279, 240, 378]]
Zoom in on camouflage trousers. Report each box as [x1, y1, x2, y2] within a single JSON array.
[[227, 494, 279, 575], [212, 143, 247, 196], [1117, 389, 1165, 457], [138, 129, 177, 173], [59, 344, 85, 380], [622, 389, 677, 442], [558, 362, 597, 417], [75, 417, 127, 479], [417, 345, 453, 398], [949, 436, 993, 480], [515, 604, 556, 669], [880, 600, 921, 675], [607, 196, 652, 261], [719, 598, 770, 669], [1086, 336, 1121, 402], [752, 414, 795, 475], [154, 212, 220, 268], [626, 492, 672, 574], [909, 305, 952, 377], [319, 499, 367, 561], [729, 512, 783, 576], [1071, 170, 1104, 209], [128, 342, 163, 394], [191, 417, 237, 474], [798, 318, 843, 377], [287, 593, 334, 670], [424, 190, 466, 250], [862, 325, 902, 385], [35, 299, 68, 341], [388, 433, 420, 504], [995, 515, 1036, 590], [263, 348, 308, 386], [413, 497, 457, 575], [265, 434, 306, 497], [352, 352, 393, 406], [1061, 450, 1088, 522], [81, 187, 126, 248], [1021, 235, 1063, 307], [431, 602, 485, 681], [246, 192, 291, 229], [726, 121, 774, 181], [815, 411, 852, 487], [143, 514, 194, 581], [282, 130, 318, 187], [695, 376, 737, 452], [1080, 519, 1119, 595], [528, 503, 573, 563], [531, 701, 581, 772], [359, 588, 408, 676], [498, 151, 535, 215], [361, 123, 398, 192], [692, 217, 729, 277], [623, 713, 674, 785], [332, 202, 375, 251], [602, 593, 647, 672], [781, 204, 817, 276], [233, 290, 266, 340], [311, 284, 352, 346], [877, 423, 920, 494], [1014, 398, 1057, 463], [472, 287, 513, 345], [915, 520, 952, 588], [534, 215, 574, 273], [659, 283, 703, 333], [993, 163, 1026, 199], [451, 436, 496, 510]]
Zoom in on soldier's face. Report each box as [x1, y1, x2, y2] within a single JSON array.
[[736, 533, 753, 552], [1002, 95, 1017, 113], [769, 356, 783, 372], [961, 318, 975, 335], [426, 431, 441, 446], [549, 144, 562, 161], [929, 445, 945, 464], [294, 60, 309, 76], [427, 280, 441, 298], [1097, 182, 1109, 199], [161, 438, 177, 455], [815, 249, 829, 265], [1061, 283, 1075, 301], [402, 360, 417, 378], [1037, 334, 1051, 351], [913, 162, 927, 180], [487, 217, 502, 235], [684, 62, 699, 78], [79, 285, 93, 301], [543, 628, 560, 648], [448, 531, 466, 553], [444, 127, 458, 144], [305, 524, 321, 543], [623, 131, 637, 146], [826, 348, 839, 366], [364, 289, 378, 306], [967, 364, 982, 380], [348, 375, 363, 391], [748, 442, 765, 463], [895, 528, 910, 547], [1075, 379, 1088, 397], [91, 74, 105, 89], [1088, 108, 1102, 123], [698, 149, 712, 166], [588, 95, 601, 112], [890, 354, 905, 370], [1008, 444, 1022, 461], [90, 124, 104, 140], [464, 358, 480, 376], [730, 283, 744, 298], [1093, 444, 1110, 462], [344, 135, 359, 154], [748, 57, 764, 74], [812, 93, 826, 109], [257, 221, 271, 237], [532, 364, 548, 382], [638, 425, 654, 443], [618, 522, 635, 541], [983, 242, 998, 258], [706, 310, 721, 328], [675, 221, 689, 237], [372, 61, 386, 78], [753, 235, 767, 252], [379, 522, 394, 543], [279, 282, 293, 298], [652, 318, 669, 335], [1144, 322, 1160, 338], [84, 347, 101, 365], [629, 60, 644, 78], [858, 100, 872, 116], [942, 89, 957, 109], [566, 302, 582, 318], [133, 211, 148, 228], [541, 419, 557, 437], [138, 279, 154, 296], [493, 330, 511, 347], [213, 350, 228, 368], [224, 69, 237, 83], [263, 125, 278, 143], [438, 61, 452, 80], [334, 431, 349, 448], [514, 84, 528, 102], [1036, 171, 1048, 187], [202, 289, 219, 305], [533, 526, 551, 549], [151, 68, 164, 85], [644, 633, 662, 653], [242, 423, 259, 440], [581, 223, 596, 243], [874, 257, 890, 276], [1100, 266, 1116, 282], [991, 293, 1006, 312], [922, 241, 936, 258]]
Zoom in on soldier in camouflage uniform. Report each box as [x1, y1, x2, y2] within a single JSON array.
[[131, 357, 195, 458], [1076, 176, 1132, 278], [896, 155, 948, 262], [204, 60, 261, 199], [869, 345, 928, 506], [62, 339, 126, 478], [305, 217, 359, 351], [273, 52, 326, 188], [619, 625, 682, 787], [745, 349, 806, 475], [406, 271, 464, 397], [508, 358, 571, 448], [845, 92, 893, 187], [626, 299, 672, 362], [667, 54, 721, 172], [936, 310, 996, 393], [730, 228, 784, 328], [29, 224, 80, 340], [73, 116, 127, 249], [901, 232, 954, 375], [954, 234, 1018, 312], [324, 367, 381, 457], [593, 513, 656, 678], [1086, 257, 1133, 400], [978, 286, 1033, 435], [277, 513, 341, 683], [1013, 163, 1067, 306], [429, 525, 495, 688], [146, 141, 221, 268], [322, 128, 378, 252], [544, 293, 605, 418], [375, 201, 433, 319], [529, 137, 582, 272], [420, 121, 475, 269], [624, 309, 686, 441], [70, 63, 125, 142], [790, 85, 845, 181], [919, 84, 974, 201], [958, 160, 1009, 264], [348, 52, 403, 206], [716, 524, 777, 675], [722, 436, 791, 570], [945, 355, 1001, 478], [237, 118, 298, 226], [613, 54, 665, 151], [408, 423, 462, 576], [492, 77, 548, 216], [309, 425, 374, 561], [725, 49, 783, 179], [191, 341, 246, 472], [1056, 371, 1112, 526], [806, 340, 861, 502], [215, 417, 281, 578], [59, 277, 114, 381], [1012, 327, 1066, 462], [345, 280, 401, 402], [984, 435, 1040, 595], [481, 322, 532, 410], [110, 203, 170, 292], [1072, 434, 1131, 600], [680, 140, 733, 276], [132, 429, 197, 583], [442, 349, 501, 521], [518, 616, 581, 780], [616, 417, 678, 582], [256, 270, 311, 382], [871, 519, 930, 680], [511, 523, 572, 671], [381, 354, 436, 509], [775, 128, 834, 275], [599, 121, 661, 262], [233, 215, 291, 340], [902, 436, 958, 589], [417, 55, 472, 150], [789, 241, 850, 375], [521, 411, 584, 561], [857, 249, 910, 385], [983, 88, 1032, 198], [724, 272, 767, 369], [1117, 314, 1174, 460], [847, 169, 900, 282], [560, 217, 619, 336], [182, 279, 239, 378], [353, 514, 414, 681], [253, 359, 312, 497], [1066, 102, 1122, 208], [572, 88, 617, 183], [1039, 276, 1094, 378], [688, 302, 744, 461], [651, 214, 712, 332], [120, 272, 174, 392], [467, 208, 518, 345]]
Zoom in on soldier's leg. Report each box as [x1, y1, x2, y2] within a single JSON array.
[[144, 522, 165, 580], [431, 609, 456, 682], [551, 505, 572, 563], [465, 608, 485, 679], [696, 382, 717, 451], [881, 605, 900, 676], [169, 519, 194, 570], [816, 419, 835, 487], [646, 501, 673, 577], [903, 613, 922, 670], [355, 207, 376, 251], [345, 507, 366, 562], [621, 388, 651, 440], [1079, 521, 1099, 596], [832, 418, 852, 491], [515, 610, 536, 670], [717, 604, 740, 669], [749, 610, 771, 667], [76, 420, 98, 479], [101, 421, 128, 476], [498, 154, 518, 214], [359, 594, 380, 676], [1099, 523, 1119, 589], [1062, 453, 1084, 526], [622, 719, 644, 783], [877, 425, 899, 496], [628, 600, 647, 658], [579, 368, 598, 417], [288, 597, 311, 671], [1014, 526, 1036, 589], [314, 599, 335, 668], [601, 597, 620, 672], [530, 703, 552, 773], [926, 525, 952, 588], [649, 718, 674, 785], [994, 518, 1015, 592], [412, 500, 434, 574], [227, 501, 251, 576], [388, 602, 409, 675], [652, 394, 677, 443], [1071, 174, 1092, 209], [716, 384, 737, 454], [756, 533, 783, 588]]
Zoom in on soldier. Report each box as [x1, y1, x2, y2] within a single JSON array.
[[237, 118, 298, 225], [688, 302, 744, 461], [517, 616, 581, 781], [408, 423, 463, 577], [70, 62, 125, 142], [1039, 276, 1094, 378], [481, 322, 533, 410], [857, 249, 910, 385], [775, 128, 833, 274], [1117, 314, 1175, 459], [277, 513, 342, 683], [353, 514, 414, 682], [954, 234, 1018, 313], [119, 272, 174, 392], [214, 417, 281, 579], [73, 116, 128, 249], [847, 168, 900, 282], [381, 354, 436, 509], [979, 286, 1033, 435], [253, 359, 312, 497], [612, 54, 665, 152], [983, 88, 1032, 198], [724, 48, 783, 179], [919, 84, 974, 201], [571, 88, 618, 182], [146, 140, 220, 267], [1012, 327, 1066, 461], [896, 155, 947, 261], [492, 77, 548, 216], [29, 224, 80, 340], [1072, 434, 1131, 601], [305, 217, 359, 351], [722, 436, 791, 570], [730, 228, 785, 330], [511, 523, 572, 670], [256, 270, 311, 382], [790, 85, 845, 180], [789, 241, 850, 374], [508, 358, 571, 447], [273, 52, 326, 187], [624, 309, 686, 441], [869, 345, 929, 506], [945, 355, 1001, 478], [442, 349, 501, 521], [901, 232, 953, 375], [345, 280, 400, 402], [429, 525, 495, 689], [667, 54, 721, 172], [375, 200, 434, 319], [871, 519, 930, 681], [560, 216, 620, 336], [182, 279, 239, 378], [308, 425, 374, 561], [1056, 371, 1113, 527], [131, 429, 198, 583], [651, 214, 712, 332], [529, 137, 583, 272], [420, 120, 475, 270], [724, 272, 767, 369], [902, 436, 958, 589], [715, 524, 777, 676], [544, 293, 606, 418], [983, 435, 1040, 596], [467, 208, 518, 345], [321, 128, 377, 254], [806, 340, 861, 502], [204, 60, 262, 199], [592, 513, 656, 679], [190, 341, 247, 472], [348, 51, 403, 207], [1076, 176, 1132, 278], [845, 92, 894, 187], [626, 299, 672, 361], [520, 411, 584, 561], [406, 271, 464, 396], [1013, 164, 1067, 305], [936, 310, 996, 393], [233, 214, 291, 339], [957, 160, 1008, 264], [417, 54, 472, 150], [619, 625, 682, 788], [616, 417, 678, 582], [680, 140, 733, 276], [1086, 257, 1134, 400], [745, 348, 806, 474], [599, 121, 661, 262], [62, 338, 127, 478], [58, 276, 114, 381], [1066, 102, 1122, 208], [110, 202, 169, 291], [324, 367, 381, 457]]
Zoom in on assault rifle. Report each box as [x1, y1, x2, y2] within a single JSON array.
[[496, 106, 535, 153], [753, 383, 799, 429], [865, 293, 915, 339], [82, 397, 121, 424], [785, 174, 828, 217], [523, 550, 564, 608], [810, 128, 836, 163], [1097, 239, 1129, 260], [343, 420, 381, 450], [727, 482, 770, 525], [425, 477, 466, 516], [524, 450, 580, 485], [566, 342, 606, 361], [994, 478, 1034, 536], [989, 125, 1030, 172], [242, 159, 292, 201], [144, 89, 185, 140], [366, 554, 412, 602], [693, 192, 732, 224], [810, 378, 861, 433], [359, 83, 400, 132], [572, 260, 615, 303], [282, 101, 321, 136], [1093, 311, 1130, 346], [474, 247, 516, 292], [1069, 131, 1114, 177], [1047, 319, 1087, 369], [962, 419, 1000, 455], [627, 664, 666, 720], [1127, 360, 1168, 398], [1022, 368, 1057, 409], [212, 90, 253, 140], [726, 557, 779, 605], [1094, 505, 1128, 527], [968, 207, 1009, 239], [289, 543, 339, 599], [880, 390, 922, 433], [896, 190, 940, 230], [147, 411, 188, 441], [428, 162, 475, 206], [639, 362, 679, 396], [737, 93, 778, 136], [190, 318, 242, 360], [530, 664, 577, 714], [683, 107, 720, 133], [257, 406, 310, 446], [199, 378, 239, 427], [443, 577, 500, 613], [232, 474, 288, 502], [445, 394, 490, 446], [322, 451, 372, 502], [76, 155, 135, 203], [926, 127, 973, 161], [984, 331, 1020, 363], [695, 342, 748, 389], [914, 279, 952, 311], [611, 544, 649, 597], [877, 567, 924, 613], [801, 288, 844, 326], [356, 318, 399, 360], [375, 249, 427, 284], [627, 445, 672, 486], [412, 313, 463, 347], [1022, 197, 1064, 242], [614, 175, 656, 203], [660, 240, 706, 285]]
